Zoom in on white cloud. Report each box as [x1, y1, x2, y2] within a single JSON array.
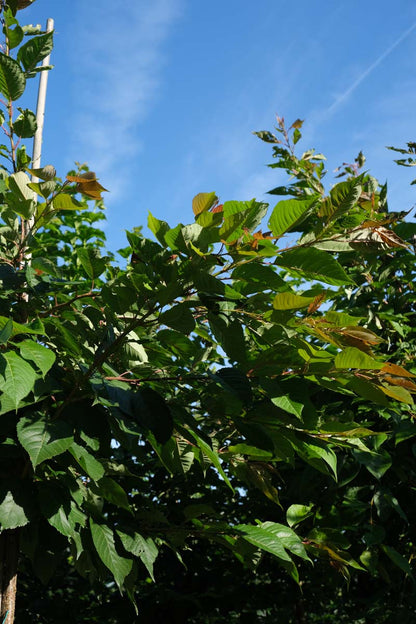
[[69, 0, 182, 200]]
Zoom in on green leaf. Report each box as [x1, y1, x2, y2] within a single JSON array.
[[268, 197, 316, 237], [276, 247, 355, 286], [261, 521, 311, 561], [271, 395, 303, 419], [0, 318, 13, 344], [9, 171, 34, 201], [215, 367, 252, 404], [273, 292, 315, 310], [0, 51, 26, 100], [69, 442, 105, 481], [16, 412, 73, 468], [133, 387, 173, 444], [52, 193, 84, 210], [334, 347, 383, 370], [95, 477, 131, 512], [381, 545, 414, 577], [0, 351, 36, 409], [18, 339, 55, 377], [77, 247, 107, 279], [17, 30, 54, 73], [6, 25, 24, 49], [90, 519, 133, 588], [192, 191, 218, 216], [235, 524, 292, 562], [160, 303, 195, 334], [0, 485, 30, 529], [352, 448, 392, 479], [147, 212, 170, 245], [117, 530, 158, 581], [286, 504, 314, 528], [13, 107, 37, 138], [186, 429, 233, 491]]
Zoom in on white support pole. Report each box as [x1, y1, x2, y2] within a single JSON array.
[[22, 17, 53, 295], [32, 17, 54, 172]]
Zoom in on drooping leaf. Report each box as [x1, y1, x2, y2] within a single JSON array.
[[235, 523, 293, 562], [95, 477, 131, 512], [76, 247, 108, 279], [133, 387, 173, 444], [381, 545, 414, 577], [17, 30, 54, 72], [69, 442, 105, 481], [268, 197, 316, 237], [286, 504, 314, 528], [13, 107, 37, 138], [52, 193, 84, 211], [90, 519, 133, 588], [273, 292, 315, 310], [275, 247, 354, 286], [334, 347, 383, 370], [117, 530, 158, 581], [0, 319, 13, 344], [160, 303, 195, 334], [16, 412, 73, 468], [192, 192, 218, 216], [0, 351, 36, 409], [0, 483, 32, 529], [18, 339, 55, 377], [0, 51, 26, 100]]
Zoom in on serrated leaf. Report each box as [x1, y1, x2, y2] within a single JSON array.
[[13, 107, 37, 138], [235, 524, 292, 562], [0, 486, 30, 529], [9, 170, 34, 200], [52, 193, 83, 211], [16, 412, 73, 468], [0, 351, 36, 409], [286, 504, 314, 528], [186, 429, 233, 491], [0, 51, 26, 100], [90, 519, 133, 588], [76, 247, 107, 279], [261, 521, 311, 561], [334, 347, 383, 370], [18, 339, 55, 377], [17, 30, 54, 72], [273, 292, 315, 310], [192, 192, 217, 216], [133, 387, 173, 444], [95, 477, 131, 512], [0, 318, 13, 344], [381, 545, 413, 577], [271, 394, 303, 419], [117, 530, 158, 581], [268, 197, 316, 237], [69, 442, 105, 481], [160, 303, 195, 334], [276, 247, 354, 286]]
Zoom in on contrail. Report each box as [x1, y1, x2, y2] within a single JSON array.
[[327, 20, 416, 114]]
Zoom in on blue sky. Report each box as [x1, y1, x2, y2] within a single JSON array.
[[17, 0, 416, 252]]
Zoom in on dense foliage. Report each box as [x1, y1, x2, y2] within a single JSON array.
[[0, 3, 414, 622]]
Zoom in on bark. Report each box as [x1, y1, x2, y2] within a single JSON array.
[[0, 531, 19, 624]]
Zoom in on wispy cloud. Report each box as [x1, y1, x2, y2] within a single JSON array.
[[69, 0, 182, 199], [326, 20, 416, 115]]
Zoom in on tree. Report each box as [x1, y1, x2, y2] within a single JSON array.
[[0, 4, 414, 622]]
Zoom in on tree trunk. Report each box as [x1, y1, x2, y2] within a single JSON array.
[[0, 531, 19, 624]]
